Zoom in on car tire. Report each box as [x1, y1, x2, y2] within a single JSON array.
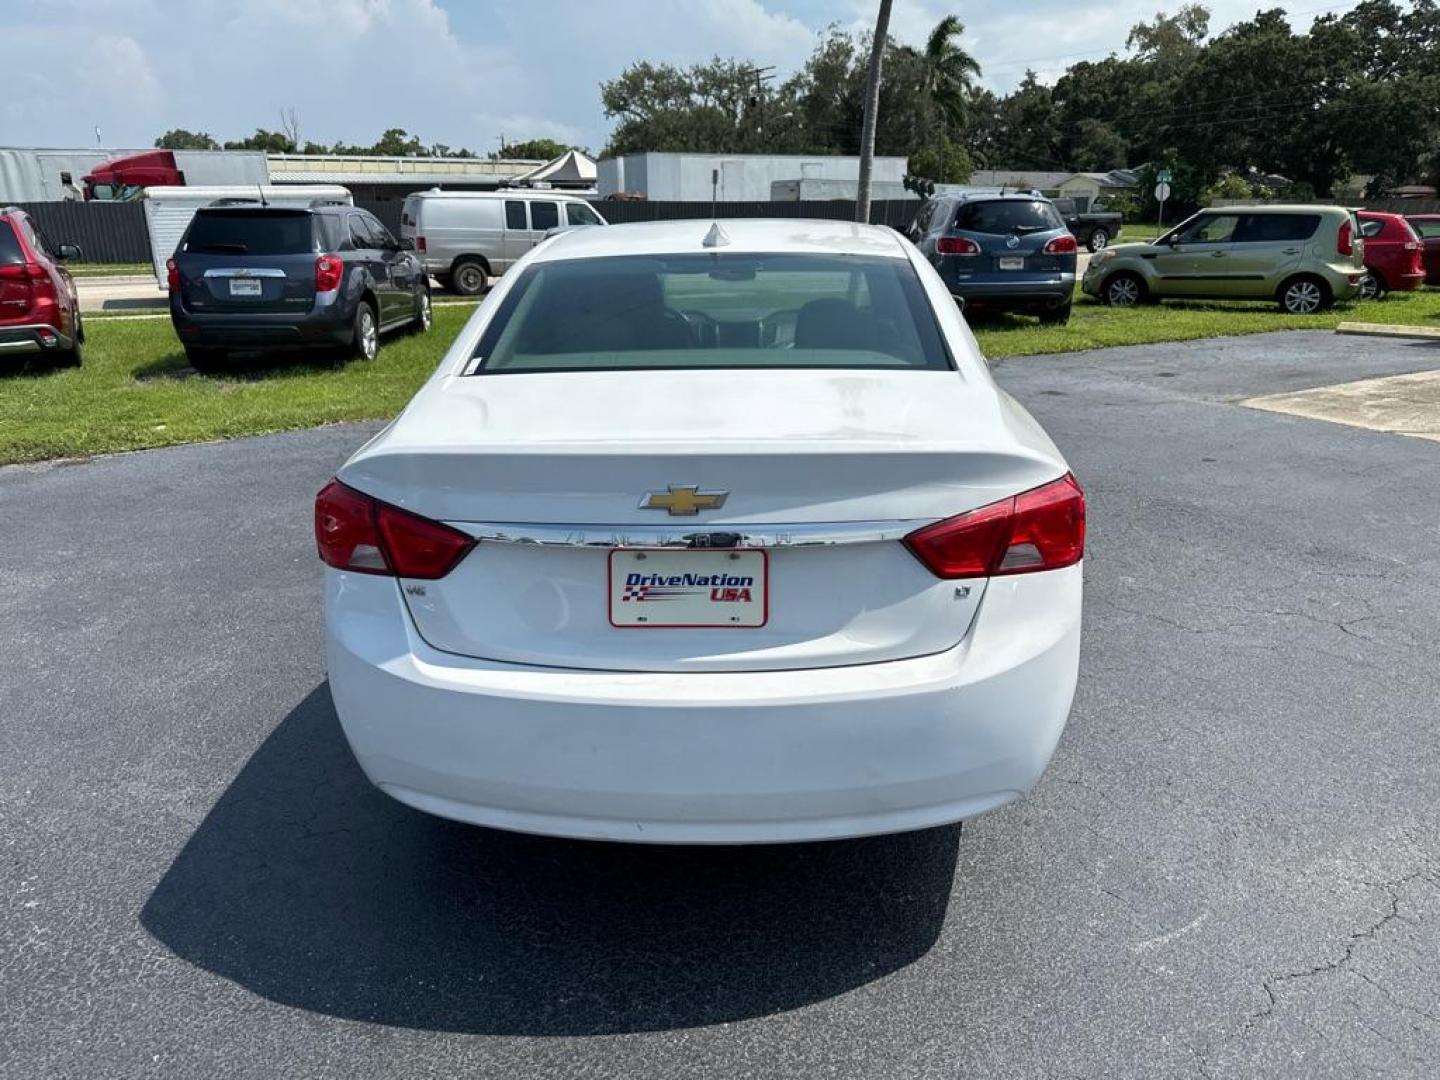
[[1358, 270, 1387, 300], [353, 301, 379, 361], [1277, 275, 1331, 315], [1039, 302, 1072, 325], [450, 259, 488, 297], [1087, 228, 1109, 252], [410, 288, 433, 334], [56, 318, 83, 368], [184, 345, 228, 374], [1102, 271, 1145, 307]]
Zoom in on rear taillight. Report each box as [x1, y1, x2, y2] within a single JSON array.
[[166, 257, 180, 292], [415, 235, 426, 252], [1043, 234, 1078, 254], [904, 473, 1086, 579], [937, 236, 980, 255], [315, 479, 474, 579], [315, 254, 344, 294], [1338, 219, 1354, 257]]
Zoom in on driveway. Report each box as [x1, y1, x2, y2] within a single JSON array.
[[2, 331, 1437, 1079]]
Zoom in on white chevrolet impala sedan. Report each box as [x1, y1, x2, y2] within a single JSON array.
[[317, 219, 1084, 844]]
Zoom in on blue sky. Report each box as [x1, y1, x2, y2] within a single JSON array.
[[2, 0, 1364, 155]]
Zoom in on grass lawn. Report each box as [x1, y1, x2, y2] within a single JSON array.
[[67, 262, 154, 278], [2, 290, 1438, 465], [1115, 222, 1166, 242]]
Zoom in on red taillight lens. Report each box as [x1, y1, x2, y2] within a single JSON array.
[[315, 254, 344, 293], [937, 236, 980, 255], [315, 479, 474, 579], [415, 235, 426, 252], [166, 257, 180, 292], [1043, 234, 1079, 254], [1338, 219, 1354, 257], [904, 473, 1086, 579]]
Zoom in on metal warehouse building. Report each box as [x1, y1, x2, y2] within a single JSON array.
[[598, 152, 910, 202]]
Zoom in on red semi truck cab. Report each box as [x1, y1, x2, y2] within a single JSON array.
[[82, 151, 185, 201]]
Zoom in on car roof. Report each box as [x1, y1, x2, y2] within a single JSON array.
[[408, 189, 589, 201], [1202, 204, 1347, 215], [533, 218, 910, 262]]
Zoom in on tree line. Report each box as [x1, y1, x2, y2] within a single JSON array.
[[599, 1, 1439, 211], [154, 126, 578, 163]]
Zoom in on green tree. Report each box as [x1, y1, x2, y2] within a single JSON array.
[[494, 138, 576, 161], [154, 129, 220, 151], [223, 129, 296, 153], [907, 137, 973, 183], [912, 15, 981, 131]]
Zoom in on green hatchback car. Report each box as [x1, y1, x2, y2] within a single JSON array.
[[1082, 205, 1366, 313]]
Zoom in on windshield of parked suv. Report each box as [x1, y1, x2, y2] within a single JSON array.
[[470, 253, 952, 373], [183, 210, 315, 256], [954, 199, 1063, 234]]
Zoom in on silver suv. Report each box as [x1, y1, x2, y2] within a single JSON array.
[[1081, 205, 1366, 313]]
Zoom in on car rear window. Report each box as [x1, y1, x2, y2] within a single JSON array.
[[953, 199, 1062, 234], [470, 253, 951, 374], [0, 220, 23, 264], [183, 210, 315, 256], [1236, 214, 1321, 243]]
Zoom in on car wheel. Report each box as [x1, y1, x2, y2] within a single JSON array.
[[1039, 302, 1072, 325], [1358, 270, 1386, 300], [1087, 228, 1109, 253], [1103, 272, 1144, 307], [56, 318, 83, 367], [1278, 275, 1330, 315], [410, 289, 433, 334], [184, 345, 228, 374], [353, 302, 379, 361], [450, 259, 488, 297]]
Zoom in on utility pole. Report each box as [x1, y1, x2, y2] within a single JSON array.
[[855, 0, 893, 223]]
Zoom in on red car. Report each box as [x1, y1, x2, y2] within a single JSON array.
[[1407, 214, 1440, 286], [1356, 210, 1425, 299], [0, 207, 84, 366]]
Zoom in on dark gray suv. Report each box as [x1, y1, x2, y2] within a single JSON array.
[[168, 203, 431, 372], [908, 193, 1078, 323]]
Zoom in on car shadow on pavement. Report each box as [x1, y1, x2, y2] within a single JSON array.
[[140, 684, 958, 1035]]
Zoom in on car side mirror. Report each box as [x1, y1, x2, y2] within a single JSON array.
[[57, 242, 83, 260]]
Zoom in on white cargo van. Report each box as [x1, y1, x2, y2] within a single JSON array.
[[399, 190, 606, 294]]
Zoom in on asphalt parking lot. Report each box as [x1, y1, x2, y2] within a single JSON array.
[[3, 330, 1438, 1079]]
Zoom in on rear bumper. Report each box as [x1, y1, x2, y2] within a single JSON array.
[[1376, 269, 1426, 292], [169, 298, 352, 349], [0, 323, 72, 357], [948, 275, 1076, 309], [326, 564, 1082, 844]]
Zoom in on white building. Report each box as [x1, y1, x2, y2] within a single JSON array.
[[598, 153, 910, 201]]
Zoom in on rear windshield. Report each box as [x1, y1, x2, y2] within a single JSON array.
[[183, 210, 315, 256], [954, 199, 1063, 235], [470, 253, 951, 374], [0, 221, 23, 264]]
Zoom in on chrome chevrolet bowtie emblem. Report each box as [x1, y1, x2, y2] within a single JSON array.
[[640, 485, 729, 516]]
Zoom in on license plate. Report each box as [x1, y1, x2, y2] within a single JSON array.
[[609, 549, 768, 628], [228, 278, 263, 297], [998, 256, 1025, 271]]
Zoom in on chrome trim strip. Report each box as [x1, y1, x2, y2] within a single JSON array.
[[448, 519, 927, 548], [202, 267, 288, 278]]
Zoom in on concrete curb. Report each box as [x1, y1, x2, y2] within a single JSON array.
[[1335, 321, 1440, 341]]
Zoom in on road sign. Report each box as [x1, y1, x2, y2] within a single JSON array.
[[1157, 169, 1172, 183], [1154, 181, 1172, 202]]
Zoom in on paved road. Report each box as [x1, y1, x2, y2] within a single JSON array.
[[2, 331, 1437, 1079]]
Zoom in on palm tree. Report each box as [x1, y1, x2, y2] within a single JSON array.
[[919, 15, 982, 132]]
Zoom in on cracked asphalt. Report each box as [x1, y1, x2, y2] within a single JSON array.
[[2, 330, 1438, 1078]]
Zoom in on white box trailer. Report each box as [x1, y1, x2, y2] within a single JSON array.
[[0, 148, 270, 202], [142, 185, 352, 284]]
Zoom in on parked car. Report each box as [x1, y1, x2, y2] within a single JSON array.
[[317, 218, 1085, 844], [1081, 205, 1366, 314], [1051, 196, 1124, 252], [907, 192, 1078, 323], [0, 207, 84, 367], [1355, 211, 1426, 298], [168, 203, 430, 372], [399, 190, 607, 296], [1405, 214, 1440, 285]]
